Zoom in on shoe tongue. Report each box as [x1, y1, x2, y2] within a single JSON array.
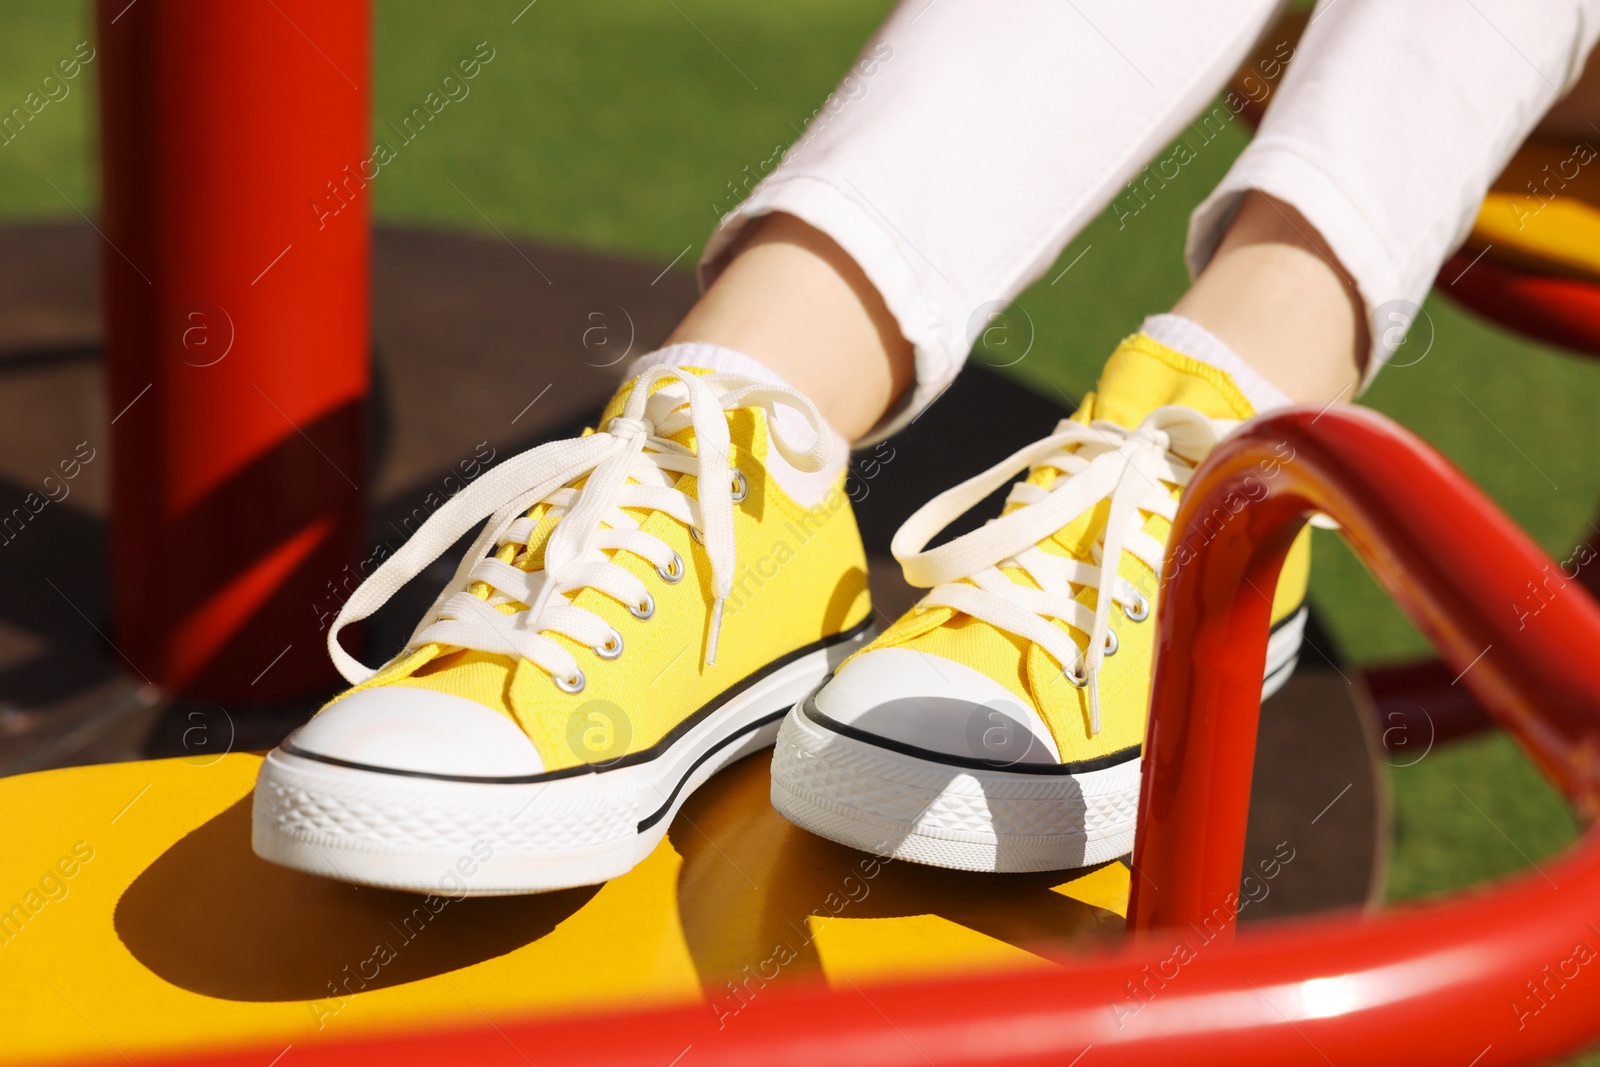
[[402, 371, 720, 696], [523, 368, 723, 570], [1079, 332, 1257, 428], [597, 366, 720, 449], [1008, 333, 1258, 557]]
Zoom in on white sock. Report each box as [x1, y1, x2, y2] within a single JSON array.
[[625, 342, 849, 507], [1139, 313, 1294, 414]]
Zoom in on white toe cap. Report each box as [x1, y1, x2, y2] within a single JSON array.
[[814, 647, 1059, 765], [288, 687, 544, 778]]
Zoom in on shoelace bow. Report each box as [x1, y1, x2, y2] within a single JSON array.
[[327, 367, 834, 690], [891, 405, 1237, 734]]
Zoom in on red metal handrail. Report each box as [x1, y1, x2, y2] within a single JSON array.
[[1131, 405, 1600, 931], [110, 407, 1600, 1067]]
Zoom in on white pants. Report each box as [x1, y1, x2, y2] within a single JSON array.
[[701, 0, 1600, 440]]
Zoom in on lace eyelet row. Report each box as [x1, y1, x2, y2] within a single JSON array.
[[551, 543, 687, 693], [691, 467, 746, 545], [1066, 628, 1123, 687], [552, 469, 747, 693]]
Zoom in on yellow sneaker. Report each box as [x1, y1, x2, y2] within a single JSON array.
[[770, 334, 1310, 872], [253, 364, 873, 894]]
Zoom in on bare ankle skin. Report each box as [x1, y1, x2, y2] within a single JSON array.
[[666, 213, 914, 441], [1173, 190, 1367, 405], [676, 191, 1364, 430]]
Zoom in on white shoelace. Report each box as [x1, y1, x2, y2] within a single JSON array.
[[891, 405, 1237, 734], [327, 367, 834, 690]]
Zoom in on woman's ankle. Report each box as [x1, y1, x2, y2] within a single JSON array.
[[1172, 191, 1367, 405], [666, 213, 914, 441]]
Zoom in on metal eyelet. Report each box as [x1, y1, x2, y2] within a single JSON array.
[[1065, 665, 1089, 688], [1123, 591, 1150, 623], [630, 592, 655, 621], [1103, 629, 1119, 656], [555, 668, 586, 694], [688, 471, 746, 543], [593, 629, 624, 659], [657, 552, 684, 583]]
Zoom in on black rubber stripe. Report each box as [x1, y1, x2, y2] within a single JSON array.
[[635, 708, 786, 832], [276, 746, 594, 784], [794, 602, 1308, 778], [800, 692, 1141, 776], [282, 615, 874, 785], [1269, 602, 1307, 636], [285, 605, 1304, 786]]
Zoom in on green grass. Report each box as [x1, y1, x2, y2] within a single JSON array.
[[369, 0, 896, 260], [5, 4, 1600, 1057], [0, 3, 97, 216], [1384, 731, 1578, 900]]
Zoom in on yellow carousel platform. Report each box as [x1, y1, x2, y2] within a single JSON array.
[[0, 750, 1127, 1064]]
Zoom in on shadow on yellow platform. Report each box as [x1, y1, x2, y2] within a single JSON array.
[[0, 751, 1127, 1062], [114, 797, 601, 1002]]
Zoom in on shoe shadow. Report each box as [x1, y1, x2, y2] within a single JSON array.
[[113, 794, 598, 1002], [824, 566, 871, 638], [669, 753, 1123, 997]]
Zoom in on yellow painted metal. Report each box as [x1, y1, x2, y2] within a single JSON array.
[[1472, 136, 1600, 282], [0, 751, 1127, 1063]]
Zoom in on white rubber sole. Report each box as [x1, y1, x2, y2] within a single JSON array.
[[769, 606, 1308, 874], [252, 624, 873, 895]]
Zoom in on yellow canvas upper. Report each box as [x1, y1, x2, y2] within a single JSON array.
[[856, 334, 1311, 765], [324, 372, 872, 771]]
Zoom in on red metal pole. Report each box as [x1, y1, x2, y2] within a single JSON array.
[[98, 0, 370, 700]]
